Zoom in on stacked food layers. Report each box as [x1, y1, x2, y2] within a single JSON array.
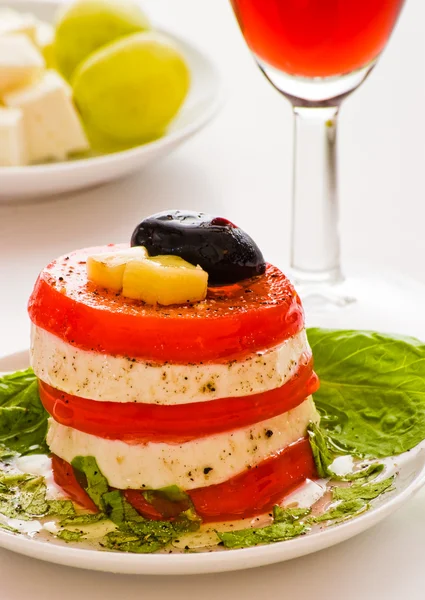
[[28, 222, 320, 523]]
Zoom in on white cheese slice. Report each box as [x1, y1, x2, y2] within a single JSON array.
[[0, 34, 44, 95], [47, 397, 320, 490], [0, 9, 37, 43], [3, 70, 90, 163], [31, 325, 311, 405], [0, 107, 28, 166]]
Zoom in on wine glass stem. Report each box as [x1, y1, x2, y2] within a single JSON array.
[[290, 106, 343, 285]]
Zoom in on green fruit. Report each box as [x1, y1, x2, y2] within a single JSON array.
[[72, 32, 190, 143], [85, 122, 161, 154], [54, 0, 150, 81]]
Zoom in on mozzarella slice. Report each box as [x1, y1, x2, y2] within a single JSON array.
[[47, 397, 319, 490], [3, 70, 89, 163], [31, 325, 311, 405], [0, 107, 27, 166], [0, 34, 44, 95]]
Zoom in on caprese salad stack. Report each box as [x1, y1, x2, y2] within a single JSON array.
[[28, 211, 320, 522]]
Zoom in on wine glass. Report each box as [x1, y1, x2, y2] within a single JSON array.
[[229, 0, 425, 334]]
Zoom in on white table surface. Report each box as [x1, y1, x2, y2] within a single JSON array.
[[1, 0, 425, 597]]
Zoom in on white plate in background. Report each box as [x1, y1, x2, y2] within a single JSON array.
[[0, 0, 222, 201]]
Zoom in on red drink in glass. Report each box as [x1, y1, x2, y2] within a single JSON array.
[[230, 0, 405, 78]]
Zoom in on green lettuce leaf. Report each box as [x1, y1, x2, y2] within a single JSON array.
[[0, 369, 48, 455], [307, 328, 425, 458]]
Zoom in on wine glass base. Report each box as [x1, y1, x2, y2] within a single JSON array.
[[294, 270, 425, 339], [294, 281, 356, 312]]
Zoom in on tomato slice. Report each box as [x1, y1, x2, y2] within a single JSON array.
[[189, 437, 316, 522], [38, 358, 319, 443], [51, 454, 98, 513], [51, 438, 316, 523], [28, 246, 304, 363]]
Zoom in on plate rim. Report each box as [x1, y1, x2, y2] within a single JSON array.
[[0, 351, 424, 575], [0, 0, 223, 177]]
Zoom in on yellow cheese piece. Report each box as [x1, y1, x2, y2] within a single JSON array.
[[122, 254, 208, 305], [87, 246, 149, 291]]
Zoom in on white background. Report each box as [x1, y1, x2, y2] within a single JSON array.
[[1, 0, 425, 597]]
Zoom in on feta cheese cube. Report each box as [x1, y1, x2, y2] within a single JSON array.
[[0, 107, 27, 166], [3, 71, 90, 164], [0, 34, 44, 94], [34, 21, 55, 68], [0, 8, 38, 43]]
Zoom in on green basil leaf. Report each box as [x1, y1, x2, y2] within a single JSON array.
[[47, 500, 76, 517], [337, 463, 385, 483], [60, 512, 107, 527], [0, 369, 48, 455], [307, 422, 334, 477], [332, 476, 394, 502], [144, 485, 189, 504], [217, 521, 308, 549], [71, 456, 109, 509], [102, 530, 164, 554], [0, 523, 19, 534], [57, 529, 84, 543], [307, 328, 425, 457], [0, 446, 18, 462], [18, 476, 49, 517], [272, 506, 311, 523], [0, 473, 34, 487], [313, 499, 368, 523], [102, 490, 145, 527]]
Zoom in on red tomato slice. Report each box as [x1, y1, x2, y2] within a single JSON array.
[[28, 246, 304, 363], [51, 454, 99, 513], [38, 357, 319, 443], [51, 438, 316, 523], [125, 438, 316, 522]]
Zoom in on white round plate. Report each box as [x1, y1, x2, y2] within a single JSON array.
[[0, 0, 222, 201], [0, 350, 424, 575]]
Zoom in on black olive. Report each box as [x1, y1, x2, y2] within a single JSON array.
[[131, 210, 266, 285]]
